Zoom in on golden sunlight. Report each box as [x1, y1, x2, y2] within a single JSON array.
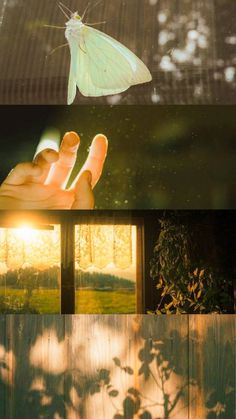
[[75, 225, 137, 280], [0, 223, 136, 278], [0, 225, 60, 271], [15, 225, 38, 243]]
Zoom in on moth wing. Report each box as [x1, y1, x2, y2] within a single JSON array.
[[67, 41, 79, 105], [76, 25, 152, 97]]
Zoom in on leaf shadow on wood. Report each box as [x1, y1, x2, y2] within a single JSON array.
[[0, 316, 234, 419]]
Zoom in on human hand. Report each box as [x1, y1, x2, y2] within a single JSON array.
[[0, 131, 108, 209]]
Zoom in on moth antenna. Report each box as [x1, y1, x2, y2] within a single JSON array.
[[82, 0, 104, 20], [59, 2, 73, 15], [58, 2, 70, 19], [81, 2, 91, 20]]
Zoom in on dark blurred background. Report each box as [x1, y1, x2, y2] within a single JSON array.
[[0, 105, 235, 209], [0, 0, 235, 104]]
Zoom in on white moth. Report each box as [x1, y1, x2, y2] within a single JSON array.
[[59, 3, 152, 104]]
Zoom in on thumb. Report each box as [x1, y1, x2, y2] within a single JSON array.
[[72, 170, 95, 209]]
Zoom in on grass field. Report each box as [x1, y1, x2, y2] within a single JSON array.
[[0, 288, 60, 313], [76, 289, 136, 313], [0, 288, 136, 314]]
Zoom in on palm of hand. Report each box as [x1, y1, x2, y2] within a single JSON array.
[[0, 132, 108, 210]]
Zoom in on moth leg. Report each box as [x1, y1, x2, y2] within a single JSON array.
[[85, 21, 106, 26], [47, 43, 69, 58]]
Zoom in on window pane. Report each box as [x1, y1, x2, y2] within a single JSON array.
[[75, 225, 137, 313], [0, 225, 60, 313]]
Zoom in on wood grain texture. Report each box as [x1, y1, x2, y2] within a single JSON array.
[[189, 315, 235, 419], [0, 0, 235, 104], [0, 314, 235, 418]]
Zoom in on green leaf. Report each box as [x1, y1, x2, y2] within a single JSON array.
[[192, 282, 198, 292], [197, 290, 202, 299], [164, 302, 173, 310]]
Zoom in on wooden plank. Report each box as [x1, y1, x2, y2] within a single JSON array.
[[138, 315, 190, 419], [189, 315, 235, 418], [6, 315, 67, 419], [1, 315, 190, 418], [0, 315, 235, 418]]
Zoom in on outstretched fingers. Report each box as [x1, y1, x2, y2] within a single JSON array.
[[72, 170, 94, 209], [72, 134, 108, 189], [46, 131, 80, 188], [33, 149, 59, 184], [2, 162, 42, 186]]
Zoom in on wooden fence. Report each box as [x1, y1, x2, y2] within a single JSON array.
[[0, 314, 234, 418]]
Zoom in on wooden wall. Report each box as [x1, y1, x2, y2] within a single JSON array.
[[0, 315, 234, 418]]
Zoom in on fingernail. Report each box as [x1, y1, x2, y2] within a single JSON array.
[[94, 134, 108, 144], [64, 131, 80, 146]]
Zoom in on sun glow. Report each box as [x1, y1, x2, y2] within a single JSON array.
[[15, 225, 38, 243], [0, 224, 60, 270], [0, 223, 136, 276]]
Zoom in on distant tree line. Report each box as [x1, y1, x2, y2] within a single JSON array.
[[0, 268, 135, 291], [75, 271, 135, 290]]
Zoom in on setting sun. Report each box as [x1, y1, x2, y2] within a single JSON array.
[[15, 225, 38, 243]]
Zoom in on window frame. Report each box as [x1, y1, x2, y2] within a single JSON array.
[[0, 210, 146, 314]]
